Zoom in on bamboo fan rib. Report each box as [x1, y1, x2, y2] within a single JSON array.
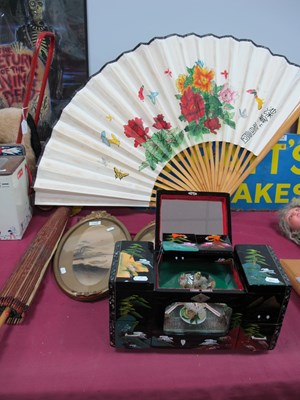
[[34, 34, 300, 207], [150, 142, 252, 205]]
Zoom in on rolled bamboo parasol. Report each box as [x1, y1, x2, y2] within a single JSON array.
[[0, 206, 70, 326]]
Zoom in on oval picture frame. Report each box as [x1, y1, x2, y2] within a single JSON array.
[[53, 210, 131, 301], [133, 220, 155, 243]]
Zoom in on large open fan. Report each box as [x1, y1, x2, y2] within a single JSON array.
[[34, 33, 300, 207]]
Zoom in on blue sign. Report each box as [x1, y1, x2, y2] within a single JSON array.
[[231, 133, 300, 210]]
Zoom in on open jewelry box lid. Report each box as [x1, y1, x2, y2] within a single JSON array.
[[155, 191, 232, 253]]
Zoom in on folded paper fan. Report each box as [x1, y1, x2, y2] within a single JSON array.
[[34, 33, 300, 207]]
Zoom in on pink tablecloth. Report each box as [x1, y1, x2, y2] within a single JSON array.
[[0, 207, 299, 400]]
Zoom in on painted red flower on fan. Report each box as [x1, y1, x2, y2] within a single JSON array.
[[204, 117, 221, 134], [153, 114, 171, 130], [180, 87, 206, 124], [124, 117, 150, 147]]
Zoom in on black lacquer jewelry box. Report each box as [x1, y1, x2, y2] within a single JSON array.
[[109, 191, 291, 351]]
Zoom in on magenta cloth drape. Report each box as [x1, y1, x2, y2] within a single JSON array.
[[0, 207, 299, 400]]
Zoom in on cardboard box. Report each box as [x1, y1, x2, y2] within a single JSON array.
[[0, 156, 32, 240], [109, 191, 291, 351]]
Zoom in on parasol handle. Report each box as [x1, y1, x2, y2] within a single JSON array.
[[17, 31, 56, 144], [0, 307, 11, 328]]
